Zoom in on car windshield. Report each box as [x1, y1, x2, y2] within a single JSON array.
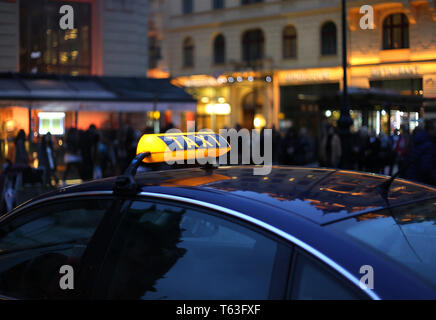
[[327, 198, 436, 288]]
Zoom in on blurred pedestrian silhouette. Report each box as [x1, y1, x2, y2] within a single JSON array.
[[63, 128, 81, 183], [14, 129, 29, 167], [319, 125, 342, 168], [37, 133, 58, 187], [280, 127, 298, 165], [367, 130, 381, 173], [294, 127, 314, 165], [403, 119, 436, 186]]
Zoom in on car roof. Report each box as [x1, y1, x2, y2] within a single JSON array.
[[29, 166, 436, 225]]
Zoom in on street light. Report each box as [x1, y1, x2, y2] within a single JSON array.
[[337, 0, 354, 169]]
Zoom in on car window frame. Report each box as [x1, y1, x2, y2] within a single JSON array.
[[127, 192, 382, 300], [286, 248, 370, 300], [0, 192, 121, 300], [92, 195, 294, 300]]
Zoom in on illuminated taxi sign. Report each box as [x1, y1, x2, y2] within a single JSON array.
[[137, 132, 231, 163]]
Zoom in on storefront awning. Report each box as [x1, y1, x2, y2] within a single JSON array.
[[0, 72, 197, 112]]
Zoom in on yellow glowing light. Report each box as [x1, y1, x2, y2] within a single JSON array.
[[136, 132, 231, 163], [201, 97, 210, 103], [60, 52, 68, 63], [5, 120, 15, 132], [64, 29, 78, 40], [350, 56, 380, 65], [254, 115, 266, 129], [147, 69, 170, 79], [153, 111, 161, 120], [205, 103, 231, 115], [218, 97, 226, 104]]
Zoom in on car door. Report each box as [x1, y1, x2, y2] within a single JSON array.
[[0, 195, 116, 300], [93, 198, 293, 300]]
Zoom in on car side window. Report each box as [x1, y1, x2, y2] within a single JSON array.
[[289, 250, 365, 300], [99, 200, 282, 300], [0, 198, 111, 299]]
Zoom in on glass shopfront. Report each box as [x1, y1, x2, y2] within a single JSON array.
[[280, 83, 340, 136], [369, 78, 423, 134], [370, 78, 423, 96]]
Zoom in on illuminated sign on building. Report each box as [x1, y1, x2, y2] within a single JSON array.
[[370, 65, 419, 79], [278, 68, 343, 84], [174, 76, 226, 88]]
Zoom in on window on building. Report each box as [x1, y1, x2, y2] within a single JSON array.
[[242, 29, 265, 64], [213, 0, 224, 9], [213, 34, 226, 65], [241, 0, 263, 5], [321, 21, 337, 56], [183, 0, 193, 14], [283, 25, 297, 59], [19, 0, 92, 75], [383, 13, 409, 50], [38, 112, 66, 135], [370, 78, 423, 96], [183, 37, 195, 67]]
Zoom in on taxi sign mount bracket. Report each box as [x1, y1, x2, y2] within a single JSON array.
[[113, 152, 151, 195]]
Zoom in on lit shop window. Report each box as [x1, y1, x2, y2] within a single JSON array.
[[19, 0, 91, 75], [38, 112, 66, 135]]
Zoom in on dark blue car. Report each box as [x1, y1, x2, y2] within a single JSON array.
[[0, 165, 435, 300]]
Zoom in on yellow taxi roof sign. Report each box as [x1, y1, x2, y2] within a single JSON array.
[[136, 132, 231, 163]]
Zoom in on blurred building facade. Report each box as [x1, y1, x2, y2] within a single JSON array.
[[0, 0, 149, 76], [147, 0, 170, 79], [0, 0, 196, 164], [156, 0, 436, 135]]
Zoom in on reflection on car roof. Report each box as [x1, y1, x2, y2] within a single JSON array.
[[131, 166, 436, 224], [39, 166, 436, 225]]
